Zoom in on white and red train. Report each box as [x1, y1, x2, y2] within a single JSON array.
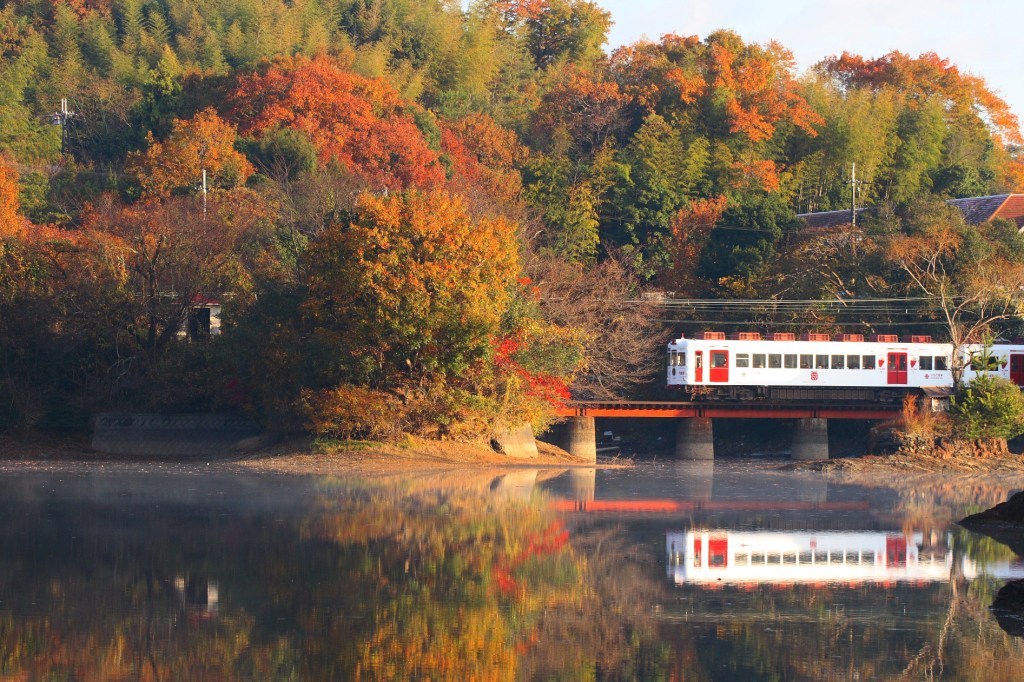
[[665, 529, 1024, 586], [666, 332, 1024, 401]]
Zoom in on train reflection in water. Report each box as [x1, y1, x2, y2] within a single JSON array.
[[666, 530, 1024, 586]]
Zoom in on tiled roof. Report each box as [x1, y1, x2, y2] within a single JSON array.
[[799, 194, 1024, 231], [796, 208, 870, 230], [947, 194, 1009, 224]]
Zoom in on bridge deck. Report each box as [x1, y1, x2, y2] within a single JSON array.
[[555, 401, 899, 420]]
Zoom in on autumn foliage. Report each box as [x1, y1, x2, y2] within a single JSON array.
[[229, 56, 445, 190], [129, 109, 254, 198]]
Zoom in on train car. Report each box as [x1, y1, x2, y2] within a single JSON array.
[[666, 332, 1024, 401], [665, 529, 1024, 586]]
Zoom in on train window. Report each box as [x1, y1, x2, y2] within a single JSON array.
[[798, 551, 813, 564], [847, 355, 860, 369], [970, 353, 1000, 371], [919, 356, 932, 370], [783, 553, 797, 565], [752, 552, 766, 564], [784, 354, 797, 368], [734, 552, 750, 564], [846, 551, 859, 563], [753, 354, 766, 368], [711, 353, 728, 368], [862, 355, 875, 369], [767, 552, 781, 565], [800, 354, 812, 369], [735, 353, 749, 368], [768, 354, 782, 368], [815, 355, 828, 369], [935, 356, 948, 370], [863, 551, 875, 563], [815, 551, 828, 563], [669, 352, 676, 366], [831, 355, 845, 369], [679, 352, 686, 366]]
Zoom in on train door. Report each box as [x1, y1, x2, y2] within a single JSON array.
[[887, 352, 907, 385], [708, 537, 728, 568], [709, 350, 729, 383], [694, 351, 703, 382], [886, 536, 907, 568], [1012, 354, 1024, 386]]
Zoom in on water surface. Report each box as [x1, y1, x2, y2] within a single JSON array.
[[1, 459, 1022, 680]]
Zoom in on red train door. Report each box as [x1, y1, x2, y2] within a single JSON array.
[[887, 352, 907, 384], [886, 536, 907, 567], [1012, 354, 1024, 386], [709, 350, 729, 383], [694, 351, 703, 382]]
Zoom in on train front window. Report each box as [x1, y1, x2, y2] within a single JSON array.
[[919, 356, 932, 370], [768, 354, 782, 368], [815, 355, 828, 369], [831, 355, 845, 369], [784, 354, 797, 368], [935, 356, 948, 370], [863, 355, 875, 369], [847, 355, 860, 369], [753, 354, 766, 368], [800, 354, 812, 369], [735, 354, 749, 368]]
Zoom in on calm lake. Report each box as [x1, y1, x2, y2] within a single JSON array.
[[1, 459, 1023, 680]]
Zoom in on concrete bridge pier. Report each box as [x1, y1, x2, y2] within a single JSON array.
[[675, 418, 715, 460], [568, 468, 596, 505], [554, 417, 597, 464], [791, 418, 830, 461]]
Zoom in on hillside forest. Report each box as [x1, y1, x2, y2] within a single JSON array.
[[4, 0, 1024, 439]]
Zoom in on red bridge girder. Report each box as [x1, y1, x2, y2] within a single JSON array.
[[554, 401, 899, 420]]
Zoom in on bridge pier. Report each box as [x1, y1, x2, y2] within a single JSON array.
[[568, 468, 596, 504], [553, 417, 597, 463], [791, 418, 830, 461], [675, 418, 715, 460]]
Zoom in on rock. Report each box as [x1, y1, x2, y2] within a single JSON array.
[[490, 423, 539, 459], [992, 580, 1024, 638], [962, 491, 1024, 524]]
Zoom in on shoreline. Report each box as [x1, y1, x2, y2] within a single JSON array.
[[3, 433, 1023, 476]]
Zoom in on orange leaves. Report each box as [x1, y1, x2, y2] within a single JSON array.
[[129, 109, 254, 198], [665, 195, 727, 293], [821, 50, 1022, 146], [229, 56, 444, 190], [441, 113, 527, 207], [0, 154, 26, 239], [532, 66, 627, 151]]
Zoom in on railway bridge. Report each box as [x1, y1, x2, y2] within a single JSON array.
[[547, 401, 901, 463]]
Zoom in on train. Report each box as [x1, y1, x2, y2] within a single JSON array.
[[666, 332, 1024, 401], [665, 529, 1024, 586]]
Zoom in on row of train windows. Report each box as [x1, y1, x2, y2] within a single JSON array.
[[730, 551, 876, 566], [734, 353, 949, 371]]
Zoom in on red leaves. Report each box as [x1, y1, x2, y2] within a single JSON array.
[[229, 56, 445, 190]]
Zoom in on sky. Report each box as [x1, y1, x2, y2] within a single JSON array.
[[594, 0, 1024, 121]]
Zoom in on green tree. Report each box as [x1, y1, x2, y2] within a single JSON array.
[[951, 374, 1024, 439]]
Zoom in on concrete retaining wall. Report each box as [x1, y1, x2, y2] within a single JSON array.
[[92, 414, 264, 457]]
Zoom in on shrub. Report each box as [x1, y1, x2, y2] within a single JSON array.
[[300, 385, 405, 442], [951, 375, 1024, 440]]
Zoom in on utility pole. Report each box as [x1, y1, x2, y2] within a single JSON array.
[[49, 98, 76, 158]]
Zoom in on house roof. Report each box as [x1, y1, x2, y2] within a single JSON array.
[[798, 194, 1024, 231], [796, 208, 871, 230]]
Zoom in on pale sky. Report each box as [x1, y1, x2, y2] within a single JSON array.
[[595, 0, 1024, 122]]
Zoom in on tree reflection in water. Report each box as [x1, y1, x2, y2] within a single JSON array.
[[3, 465, 1024, 679], [0, 469, 665, 680]]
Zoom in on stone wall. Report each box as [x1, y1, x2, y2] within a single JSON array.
[[92, 414, 264, 457]]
